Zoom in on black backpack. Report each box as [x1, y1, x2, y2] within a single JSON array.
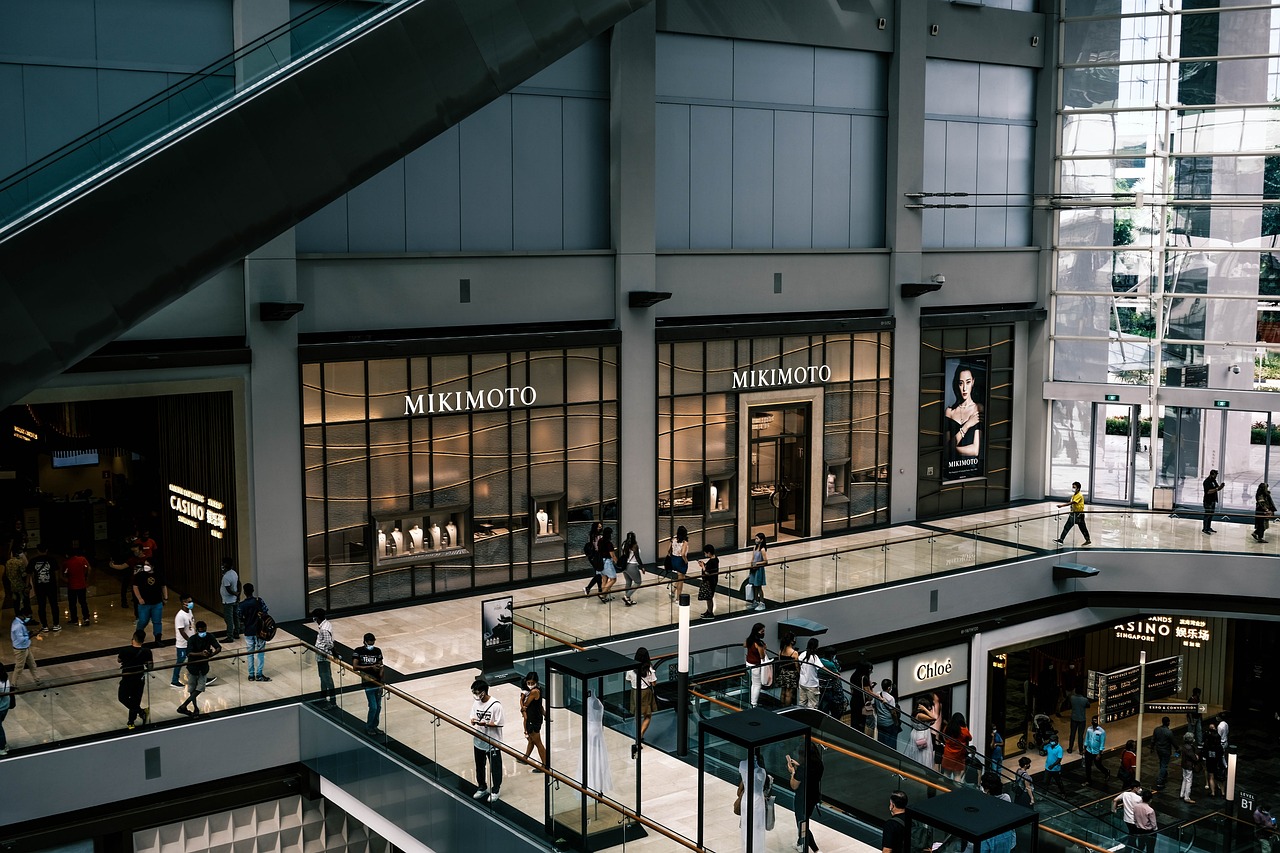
[[257, 611, 278, 641]]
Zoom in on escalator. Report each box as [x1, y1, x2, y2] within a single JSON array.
[[0, 0, 649, 408]]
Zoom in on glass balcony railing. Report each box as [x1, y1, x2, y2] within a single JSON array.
[[0, 0, 392, 233], [511, 507, 1262, 648]]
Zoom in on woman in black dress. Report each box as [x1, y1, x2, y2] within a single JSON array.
[[788, 741, 825, 852], [520, 670, 548, 769], [697, 543, 719, 619]]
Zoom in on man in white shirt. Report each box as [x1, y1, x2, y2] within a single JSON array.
[[218, 558, 240, 643], [1113, 780, 1144, 848], [796, 637, 829, 709], [312, 608, 336, 706], [1216, 714, 1230, 750], [470, 678, 505, 803], [171, 595, 195, 687]]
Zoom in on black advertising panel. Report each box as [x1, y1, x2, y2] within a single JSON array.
[[1090, 655, 1183, 723], [481, 595, 514, 673]]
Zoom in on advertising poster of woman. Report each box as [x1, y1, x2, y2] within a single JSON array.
[[943, 357, 987, 480]]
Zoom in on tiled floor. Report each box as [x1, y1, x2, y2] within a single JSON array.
[[5, 502, 1273, 852]]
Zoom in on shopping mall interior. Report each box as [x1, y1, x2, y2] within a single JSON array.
[[4, 0, 1280, 851]]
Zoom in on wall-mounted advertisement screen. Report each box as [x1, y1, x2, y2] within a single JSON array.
[[943, 356, 988, 481]]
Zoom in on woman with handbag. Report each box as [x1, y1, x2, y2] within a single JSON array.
[[627, 646, 658, 758], [747, 533, 768, 611], [735, 749, 772, 852], [668, 526, 690, 601], [745, 622, 768, 708], [597, 527, 619, 602], [909, 697, 938, 767]]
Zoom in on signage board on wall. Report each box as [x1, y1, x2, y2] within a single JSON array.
[[481, 596, 515, 674], [1090, 655, 1182, 723], [167, 483, 229, 540], [1114, 615, 1211, 648], [899, 643, 969, 692], [942, 356, 988, 481]]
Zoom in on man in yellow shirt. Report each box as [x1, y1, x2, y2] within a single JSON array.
[[1054, 481, 1092, 546]]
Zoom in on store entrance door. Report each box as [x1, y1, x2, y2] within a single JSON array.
[[747, 403, 810, 543]]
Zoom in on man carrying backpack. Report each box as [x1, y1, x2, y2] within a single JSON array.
[[236, 583, 272, 682]]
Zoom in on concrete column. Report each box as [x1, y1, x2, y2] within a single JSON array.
[[611, 7, 659, 549]]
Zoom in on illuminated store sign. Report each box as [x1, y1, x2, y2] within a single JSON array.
[[732, 365, 831, 389], [900, 643, 969, 690], [168, 484, 228, 539], [1114, 615, 1211, 648], [404, 385, 537, 415]]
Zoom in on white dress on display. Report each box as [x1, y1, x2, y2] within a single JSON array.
[[408, 525, 423, 551], [536, 509, 550, 535], [430, 524, 441, 550], [579, 694, 613, 794], [738, 759, 768, 853]]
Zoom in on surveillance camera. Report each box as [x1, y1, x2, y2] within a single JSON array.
[[1232, 365, 1241, 374], [932, 275, 946, 285]]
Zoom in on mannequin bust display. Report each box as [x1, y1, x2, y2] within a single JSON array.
[[709, 484, 718, 511], [408, 524, 423, 551], [445, 520, 457, 547], [536, 508, 550, 535], [378, 529, 388, 555], [827, 472, 836, 496], [430, 523, 441, 549], [390, 527, 403, 555]]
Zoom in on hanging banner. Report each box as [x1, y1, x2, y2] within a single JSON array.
[[481, 596, 515, 673], [943, 356, 988, 481]]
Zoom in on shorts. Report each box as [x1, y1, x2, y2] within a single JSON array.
[[669, 555, 687, 576], [602, 558, 617, 579], [186, 670, 208, 692]]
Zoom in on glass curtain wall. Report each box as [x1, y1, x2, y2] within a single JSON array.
[[1051, 0, 1280, 500], [303, 345, 618, 612]]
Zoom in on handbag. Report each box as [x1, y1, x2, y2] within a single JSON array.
[[914, 729, 930, 749], [761, 654, 774, 688], [745, 583, 754, 601]]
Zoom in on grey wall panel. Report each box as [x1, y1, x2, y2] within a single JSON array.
[[0, 0, 96, 62], [918, 250, 1040, 304], [815, 48, 887, 110], [655, 252, 890, 316], [512, 94, 564, 250], [0, 705, 302, 825], [1006, 124, 1034, 245], [655, 103, 691, 248], [942, 121, 978, 247], [97, 69, 172, 125], [849, 115, 886, 247], [523, 35, 608, 93], [561, 97, 608, 250], [23, 65, 97, 161], [812, 113, 851, 248], [655, 33, 732, 100], [975, 123, 1009, 248], [922, 120, 946, 248], [348, 159, 407, 253], [773, 110, 814, 248], [96, 0, 233, 68], [297, 196, 349, 253], [925, 59, 980, 117], [297, 255, 615, 333], [733, 40, 814, 105], [405, 129, 462, 252], [657, 0, 895, 54], [459, 98, 514, 252], [118, 265, 246, 341], [0, 65, 25, 176], [979, 63, 1035, 121], [688, 105, 732, 248], [731, 107, 773, 247]]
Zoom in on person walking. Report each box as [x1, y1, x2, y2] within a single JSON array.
[[697, 543, 721, 619], [1055, 482, 1092, 546], [1153, 716, 1175, 790], [1015, 756, 1036, 806], [596, 527, 619, 602], [1066, 685, 1090, 753], [583, 521, 604, 597], [131, 561, 168, 644], [170, 595, 195, 687], [988, 723, 1005, 773], [62, 548, 91, 626], [873, 679, 900, 748], [176, 622, 221, 717], [744, 623, 768, 708], [667, 525, 690, 602], [882, 791, 909, 853], [0, 665, 12, 755], [520, 670, 548, 769], [1253, 484, 1275, 542], [352, 632, 384, 735], [312, 608, 337, 706], [627, 647, 657, 756], [236, 583, 271, 682], [1118, 739, 1138, 791], [218, 557, 240, 642], [117, 629, 153, 729], [10, 606, 40, 687], [797, 637, 829, 709], [1179, 732, 1202, 803], [619, 531, 645, 606], [1203, 726, 1225, 798], [747, 533, 768, 611], [1084, 716, 1111, 785], [1044, 733, 1068, 797], [470, 677, 505, 803], [29, 545, 59, 633], [1202, 469, 1224, 534], [788, 741, 824, 853]]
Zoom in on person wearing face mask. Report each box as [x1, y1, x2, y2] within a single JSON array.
[[117, 629, 153, 729], [312, 608, 337, 707], [352, 632, 384, 735], [470, 678, 505, 803], [132, 560, 168, 644], [177, 621, 221, 717], [171, 595, 195, 687]]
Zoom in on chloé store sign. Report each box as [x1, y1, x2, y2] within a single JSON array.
[[732, 364, 832, 389], [404, 385, 537, 415]]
